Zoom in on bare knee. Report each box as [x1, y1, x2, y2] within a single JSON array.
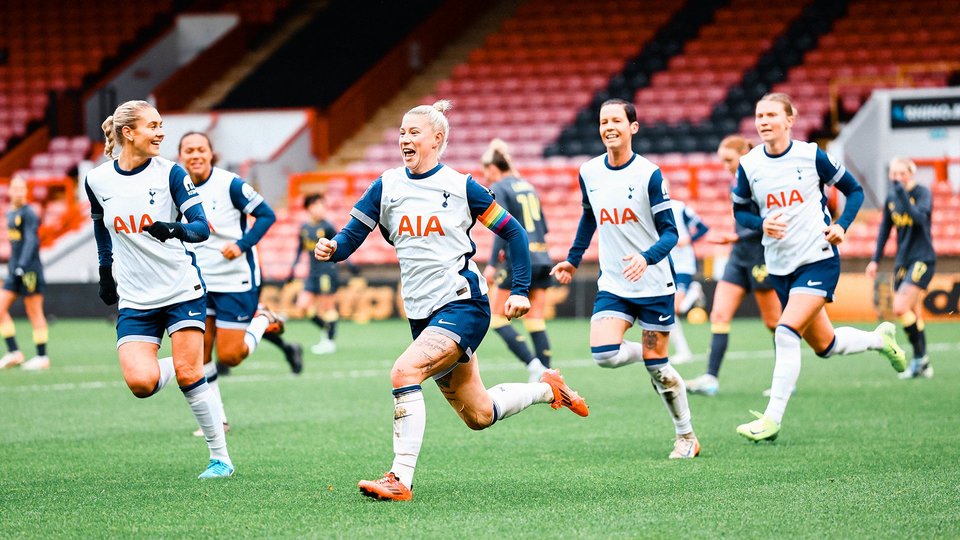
[[460, 408, 494, 431], [217, 350, 246, 367], [126, 378, 157, 398], [391, 366, 423, 388], [709, 307, 732, 326]]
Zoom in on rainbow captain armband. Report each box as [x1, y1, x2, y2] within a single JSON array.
[[479, 201, 511, 233]]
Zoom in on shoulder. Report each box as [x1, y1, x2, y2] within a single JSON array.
[[794, 140, 821, 160], [738, 145, 767, 169], [579, 154, 607, 176], [85, 160, 115, 185]]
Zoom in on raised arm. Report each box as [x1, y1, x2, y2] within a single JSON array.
[[147, 165, 209, 243]]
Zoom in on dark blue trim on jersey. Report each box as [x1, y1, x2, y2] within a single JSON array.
[[192, 168, 214, 187], [832, 172, 863, 231], [603, 153, 637, 171], [762, 141, 793, 159], [181, 241, 206, 292], [113, 158, 152, 176], [405, 163, 444, 179], [351, 177, 383, 229]]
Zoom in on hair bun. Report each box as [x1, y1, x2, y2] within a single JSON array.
[[488, 138, 509, 154], [432, 100, 453, 114]]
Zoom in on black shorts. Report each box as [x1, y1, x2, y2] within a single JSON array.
[[2, 268, 45, 296], [495, 264, 554, 291], [721, 260, 773, 291], [895, 260, 935, 291], [304, 269, 340, 295]]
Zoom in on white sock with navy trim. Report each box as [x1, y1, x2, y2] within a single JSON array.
[[203, 360, 227, 424], [820, 326, 883, 357], [591, 340, 643, 368], [181, 378, 230, 466], [764, 325, 803, 424], [487, 382, 553, 423], [391, 386, 424, 490], [243, 316, 270, 355], [646, 359, 693, 435], [153, 356, 175, 395]]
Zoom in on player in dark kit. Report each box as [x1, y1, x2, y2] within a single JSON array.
[[865, 157, 936, 379], [289, 194, 347, 355], [480, 139, 553, 383], [0, 176, 50, 371]]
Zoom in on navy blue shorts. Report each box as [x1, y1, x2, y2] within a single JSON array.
[[894, 260, 935, 291], [496, 264, 554, 291], [116, 296, 207, 348], [674, 273, 693, 293], [591, 290, 675, 331], [721, 260, 773, 291], [206, 289, 259, 330], [769, 256, 840, 307], [303, 269, 339, 295], [3, 268, 45, 296], [409, 297, 491, 379]]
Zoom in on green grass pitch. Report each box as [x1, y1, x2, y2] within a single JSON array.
[[1, 317, 958, 538]]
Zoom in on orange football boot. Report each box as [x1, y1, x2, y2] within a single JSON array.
[[358, 472, 412, 501], [255, 304, 285, 335], [540, 369, 589, 417]]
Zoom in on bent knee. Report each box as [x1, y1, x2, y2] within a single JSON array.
[[391, 366, 423, 388], [217, 351, 246, 367], [592, 344, 621, 368], [461, 410, 494, 431], [127, 380, 157, 398]]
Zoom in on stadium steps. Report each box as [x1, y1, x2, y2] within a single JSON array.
[[545, 0, 727, 157], [318, 0, 525, 171], [186, 0, 331, 111]]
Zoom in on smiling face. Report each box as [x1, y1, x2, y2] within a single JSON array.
[[599, 104, 638, 153], [399, 113, 442, 173], [717, 146, 744, 175], [179, 133, 213, 181], [754, 99, 793, 145], [122, 106, 164, 158]]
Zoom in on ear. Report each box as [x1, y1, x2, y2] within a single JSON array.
[[784, 114, 796, 130], [121, 125, 135, 143], [434, 130, 444, 150], [629, 121, 640, 135]]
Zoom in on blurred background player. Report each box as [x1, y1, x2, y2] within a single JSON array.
[[0, 175, 50, 370], [551, 98, 699, 459], [480, 138, 551, 383], [686, 136, 782, 396], [732, 93, 905, 443], [315, 100, 587, 501], [865, 156, 935, 379], [85, 100, 232, 478], [179, 131, 300, 437], [666, 192, 708, 364], [288, 193, 353, 355]]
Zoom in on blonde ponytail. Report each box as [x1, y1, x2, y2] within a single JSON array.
[[481, 138, 515, 173], [101, 100, 154, 159]]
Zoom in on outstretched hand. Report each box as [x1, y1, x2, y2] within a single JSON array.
[[549, 261, 576, 284], [621, 253, 648, 282]]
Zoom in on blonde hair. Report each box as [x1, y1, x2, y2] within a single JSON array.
[[759, 92, 797, 117], [889, 156, 917, 174], [405, 100, 452, 158], [481, 138, 515, 173], [102, 100, 153, 158], [719, 134, 754, 154]]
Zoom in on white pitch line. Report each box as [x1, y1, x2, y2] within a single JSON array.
[[4, 341, 957, 394]]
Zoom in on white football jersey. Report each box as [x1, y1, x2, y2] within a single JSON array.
[[579, 154, 676, 298], [733, 141, 845, 275], [670, 200, 698, 275], [85, 157, 205, 310], [349, 164, 489, 319], [192, 167, 263, 292]]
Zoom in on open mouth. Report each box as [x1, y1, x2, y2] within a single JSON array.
[[401, 148, 416, 158], [604, 132, 619, 142]]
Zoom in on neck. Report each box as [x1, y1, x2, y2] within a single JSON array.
[[410, 159, 439, 175], [11, 201, 24, 209], [118, 151, 150, 172], [190, 169, 211, 185], [765, 136, 790, 155], [607, 145, 633, 167]]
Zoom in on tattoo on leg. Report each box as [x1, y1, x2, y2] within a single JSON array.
[[642, 330, 659, 350]]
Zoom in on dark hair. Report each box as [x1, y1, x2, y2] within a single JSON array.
[[600, 98, 637, 124], [304, 193, 325, 209], [178, 131, 218, 166], [481, 138, 513, 173]]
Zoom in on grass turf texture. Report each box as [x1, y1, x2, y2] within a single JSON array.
[[0, 318, 957, 538]]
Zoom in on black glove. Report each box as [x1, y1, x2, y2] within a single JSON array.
[[98, 265, 119, 306], [145, 221, 184, 242], [13, 267, 23, 289]]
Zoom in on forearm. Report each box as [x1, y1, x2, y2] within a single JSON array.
[[236, 210, 276, 252], [488, 235, 507, 267], [93, 219, 114, 266], [833, 172, 863, 230], [565, 209, 597, 268], [497, 217, 530, 297], [178, 205, 210, 243], [690, 222, 709, 243], [734, 203, 763, 230], [330, 218, 371, 262], [872, 218, 892, 262], [642, 214, 678, 265]]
